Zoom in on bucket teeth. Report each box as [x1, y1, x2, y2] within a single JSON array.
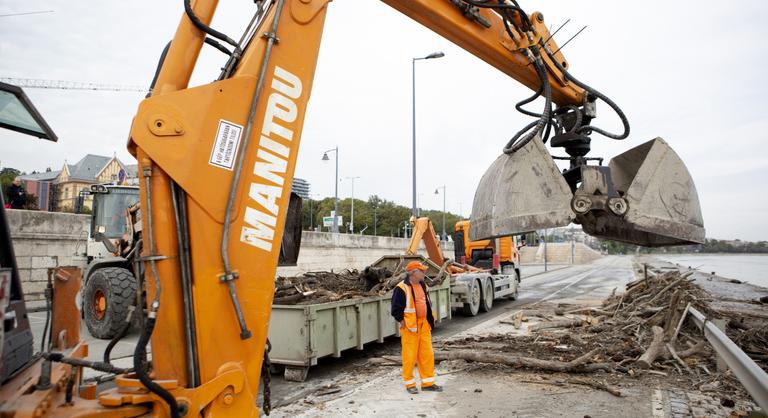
[[470, 137, 705, 247]]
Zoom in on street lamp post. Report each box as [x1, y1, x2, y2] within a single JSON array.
[[373, 206, 378, 236], [321, 147, 339, 233], [343, 176, 360, 234], [412, 51, 445, 218], [435, 185, 446, 240], [308, 197, 313, 231], [307, 193, 320, 231]]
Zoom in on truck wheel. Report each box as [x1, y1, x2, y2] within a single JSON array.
[[84, 267, 136, 340], [480, 279, 493, 312], [284, 366, 309, 382], [462, 279, 481, 316]]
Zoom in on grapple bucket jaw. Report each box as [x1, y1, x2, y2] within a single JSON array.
[[470, 137, 705, 247], [470, 136, 573, 241], [578, 137, 705, 246]]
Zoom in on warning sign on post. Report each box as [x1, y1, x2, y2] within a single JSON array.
[[209, 119, 243, 170]]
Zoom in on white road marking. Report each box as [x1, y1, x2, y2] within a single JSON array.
[[533, 266, 604, 304], [652, 389, 667, 418]]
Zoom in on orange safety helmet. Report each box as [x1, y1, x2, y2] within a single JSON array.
[[405, 261, 428, 272]]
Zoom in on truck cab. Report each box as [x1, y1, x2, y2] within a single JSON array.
[[453, 220, 519, 273], [86, 184, 140, 261]]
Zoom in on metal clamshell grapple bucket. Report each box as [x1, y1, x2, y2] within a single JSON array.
[[471, 137, 705, 247]]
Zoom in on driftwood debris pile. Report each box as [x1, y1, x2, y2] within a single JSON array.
[[374, 266, 767, 400], [274, 269, 377, 305], [434, 268, 718, 378], [273, 265, 444, 305]]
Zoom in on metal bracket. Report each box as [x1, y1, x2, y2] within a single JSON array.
[[218, 272, 252, 340], [138, 255, 170, 262], [449, 0, 491, 28], [262, 32, 280, 43], [218, 272, 239, 282]]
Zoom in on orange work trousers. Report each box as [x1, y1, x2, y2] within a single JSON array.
[[400, 317, 435, 389]]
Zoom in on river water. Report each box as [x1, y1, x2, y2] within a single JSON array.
[[656, 254, 768, 289]]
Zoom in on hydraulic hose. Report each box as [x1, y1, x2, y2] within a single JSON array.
[[184, 0, 238, 48], [504, 51, 552, 154], [147, 42, 171, 97], [134, 317, 180, 418], [104, 306, 134, 364], [546, 48, 630, 140], [131, 166, 179, 417]]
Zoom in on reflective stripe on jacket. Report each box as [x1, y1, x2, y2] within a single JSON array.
[[397, 281, 419, 332], [391, 277, 436, 332]]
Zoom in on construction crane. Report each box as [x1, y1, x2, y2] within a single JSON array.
[[0, 77, 148, 93]]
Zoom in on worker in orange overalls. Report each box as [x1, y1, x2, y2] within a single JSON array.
[[391, 261, 443, 394]]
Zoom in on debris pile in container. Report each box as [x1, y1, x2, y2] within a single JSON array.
[[273, 265, 445, 305]]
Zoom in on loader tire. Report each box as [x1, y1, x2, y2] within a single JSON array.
[[84, 267, 136, 340]]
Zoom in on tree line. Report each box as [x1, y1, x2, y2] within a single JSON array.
[[599, 238, 768, 255], [301, 195, 464, 237]]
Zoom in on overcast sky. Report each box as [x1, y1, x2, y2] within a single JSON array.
[[1, 1, 767, 241]]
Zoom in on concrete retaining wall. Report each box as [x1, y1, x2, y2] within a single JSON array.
[[519, 242, 602, 265], [7, 209, 89, 301], [277, 231, 454, 276], [8, 210, 455, 299]]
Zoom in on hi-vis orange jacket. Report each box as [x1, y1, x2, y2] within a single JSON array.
[[391, 277, 436, 332]]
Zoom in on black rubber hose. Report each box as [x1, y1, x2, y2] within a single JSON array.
[[40, 290, 50, 352], [104, 306, 134, 364], [184, 0, 238, 48], [462, 0, 533, 30], [515, 85, 543, 117], [42, 352, 129, 375], [204, 37, 233, 56], [64, 366, 77, 404], [504, 52, 552, 153], [147, 41, 171, 97], [546, 49, 630, 140], [134, 317, 180, 418]]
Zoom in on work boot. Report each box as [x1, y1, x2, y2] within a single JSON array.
[[406, 387, 419, 394], [422, 384, 443, 392]]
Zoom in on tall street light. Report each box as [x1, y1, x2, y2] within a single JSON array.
[[435, 185, 446, 240], [343, 176, 360, 234], [412, 51, 445, 217], [307, 192, 321, 231], [321, 147, 339, 233]]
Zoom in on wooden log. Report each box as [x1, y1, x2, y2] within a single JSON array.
[[645, 272, 693, 306], [433, 348, 607, 373], [565, 307, 611, 316], [665, 343, 692, 374], [663, 290, 683, 340], [565, 378, 623, 397], [530, 318, 584, 331], [661, 341, 706, 360], [273, 293, 305, 304], [636, 326, 666, 369]]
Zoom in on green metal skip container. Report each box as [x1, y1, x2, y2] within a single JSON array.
[[267, 279, 451, 382]]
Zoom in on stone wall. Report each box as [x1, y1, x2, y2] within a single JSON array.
[[276, 231, 454, 276], [519, 242, 602, 265], [7, 209, 89, 301], [8, 210, 454, 299]]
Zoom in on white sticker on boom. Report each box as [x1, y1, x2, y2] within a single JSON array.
[[209, 119, 243, 170]]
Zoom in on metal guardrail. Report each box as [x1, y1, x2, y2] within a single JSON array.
[[686, 306, 768, 412]]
